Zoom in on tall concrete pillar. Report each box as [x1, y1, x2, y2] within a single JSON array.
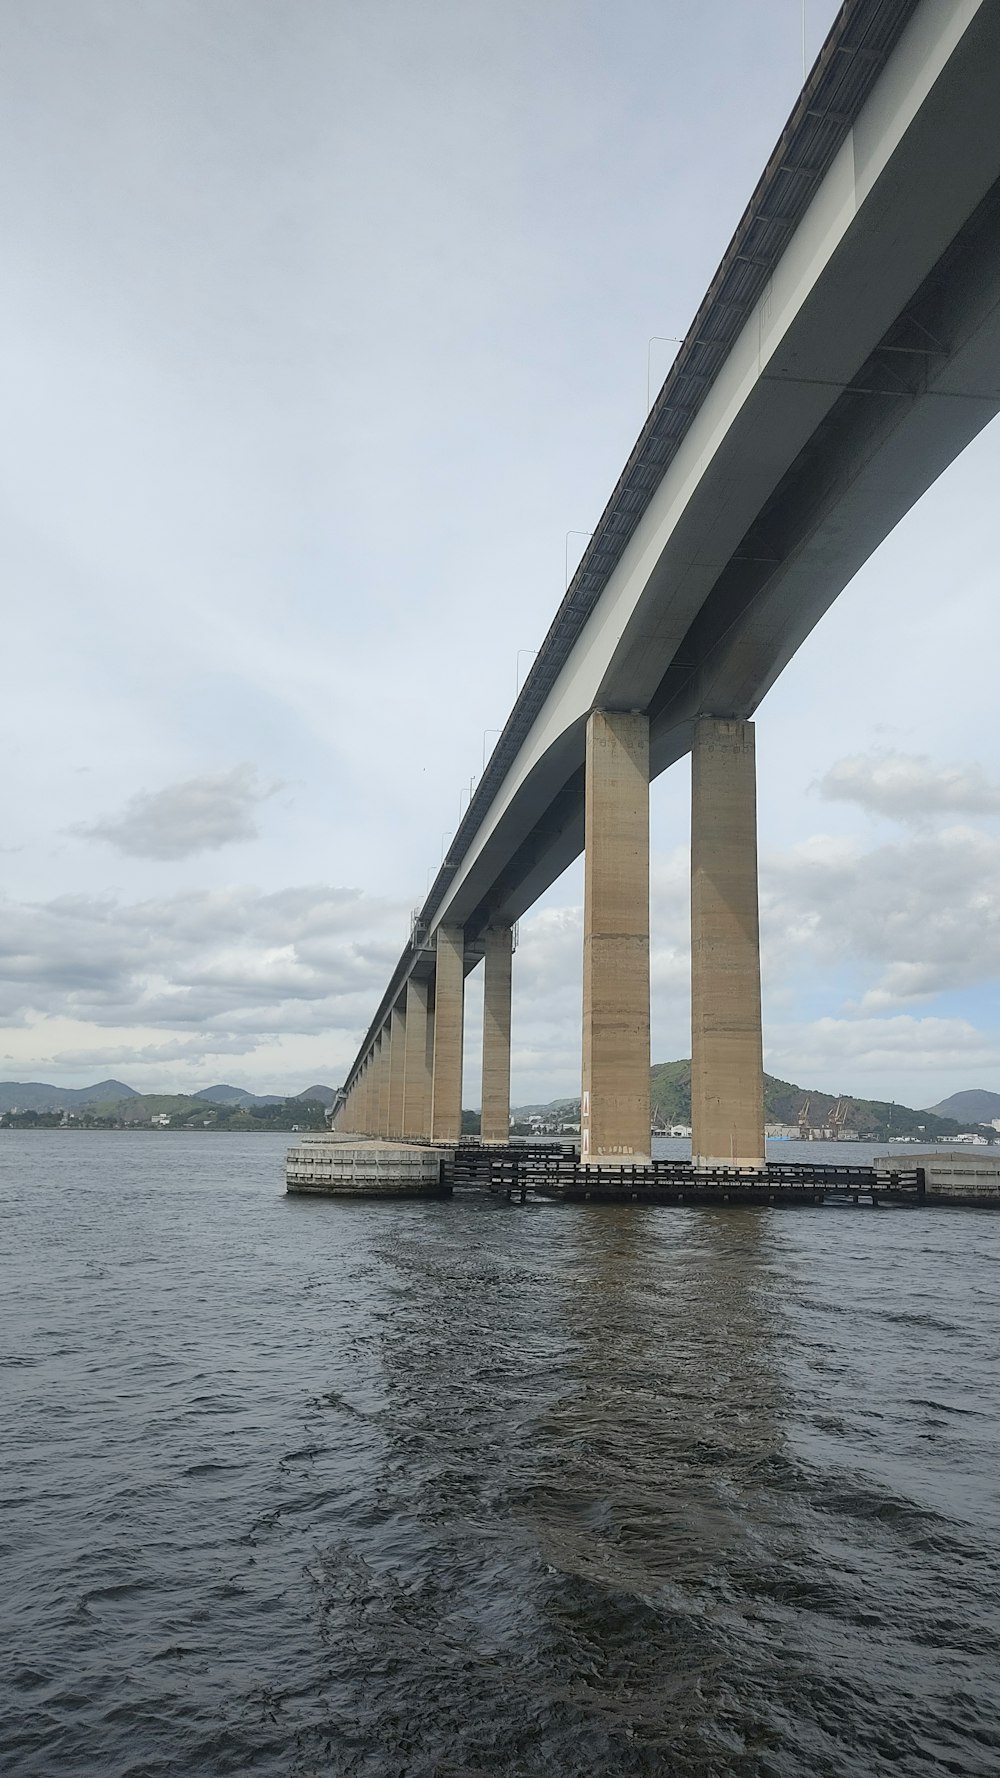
[[481, 925, 513, 1143], [424, 996, 436, 1127], [690, 717, 765, 1171], [387, 1000, 406, 1138], [360, 1058, 371, 1134], [431, 925, 465, 1143], [402, 977, 432, 1140], [581, 709, 651, 1164], [365, 1052, 377, 1135], [377, 1029, 392, 1138]]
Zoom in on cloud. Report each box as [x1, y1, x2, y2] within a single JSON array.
[[0, 883, 408, 1047], [761, 826, 1000, 1010], [76, 766, 279, 860], [3, 818, 999, 1101], [764, 1016, 1000, 1087], [39, 1035, 265, 1067], [818, 751, 1000, 824]]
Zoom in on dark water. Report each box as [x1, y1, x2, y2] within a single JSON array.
[[3, 1132, 1000, 1777]]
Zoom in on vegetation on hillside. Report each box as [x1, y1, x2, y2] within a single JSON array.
[[648, 1060, 961, 1141], [509, 1060, 965, 1143], [0, 1094, 329, 1132]]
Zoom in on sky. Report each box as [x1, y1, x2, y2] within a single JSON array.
[[1, 0, 998, 1111]]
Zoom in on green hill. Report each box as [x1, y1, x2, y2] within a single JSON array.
[[514, 1061, 964, 1143], [1, 1090, 329, 1132], [928, 1089, 1000, 1124], [650, 1061, 960, 1141]]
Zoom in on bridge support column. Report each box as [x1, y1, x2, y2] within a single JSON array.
[[481, 925, 512, 1143], [376, 1029, 391, 1138], [362, 1056, 373, 1134], [431, 925, 465, 1143], [387, 999, 406, 1137], [581, 710, 651, 1165], [691, 717, 765, 1171], [402, 977, 432, 1140], [366, 1051, 378, 1135]]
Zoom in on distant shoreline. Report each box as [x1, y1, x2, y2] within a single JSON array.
[[0, 1123, 315, 1134]]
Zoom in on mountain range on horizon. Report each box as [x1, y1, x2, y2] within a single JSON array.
[[0, 1079, 338, 1114], [3, 1070, 998, 1132]]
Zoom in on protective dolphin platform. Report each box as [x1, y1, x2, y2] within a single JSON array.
[[285, 1137, 452, 1198]]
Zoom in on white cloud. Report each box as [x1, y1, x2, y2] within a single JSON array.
[[0, 883, 408, 1048], [40, 1035, 265, 1068], [76, 766, 279, 860], [818, 751, 1000, 824], [765, 1016, 1000, 1090], [761, 826, 1000, 1009]]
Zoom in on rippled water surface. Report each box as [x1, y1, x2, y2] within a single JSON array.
[[4, 1131, 1000, 1776]]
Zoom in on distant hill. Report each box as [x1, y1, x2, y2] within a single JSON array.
[[193, 1083, 336, 1107], [652, 1060, 960, 1140], [514, 1060, 964, 1143], [194, 1084, 284, 1107], [0, 1078, 338, 1115], [512, 1097, 580, 1118], [0, 1079, 137, 1114], [927, 1089, 1000, 1124]]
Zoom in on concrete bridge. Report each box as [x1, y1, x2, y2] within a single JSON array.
[[333, 0, 1000, 1170]]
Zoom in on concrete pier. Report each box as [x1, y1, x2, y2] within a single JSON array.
[[581, 710, 651, 1164], [376, 1030, 391, 1139], [361, 1043, 374, 1136], [431, 925, 465, 1143], [481, 925, 513, 1143], [387, 1000, 406, 1138], [361, 1054, 374, 1135], [690, 717, 765, 1171], [402, 976, 432, 1140]]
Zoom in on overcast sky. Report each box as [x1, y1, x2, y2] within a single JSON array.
[[2, 0, 998, 1110]]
